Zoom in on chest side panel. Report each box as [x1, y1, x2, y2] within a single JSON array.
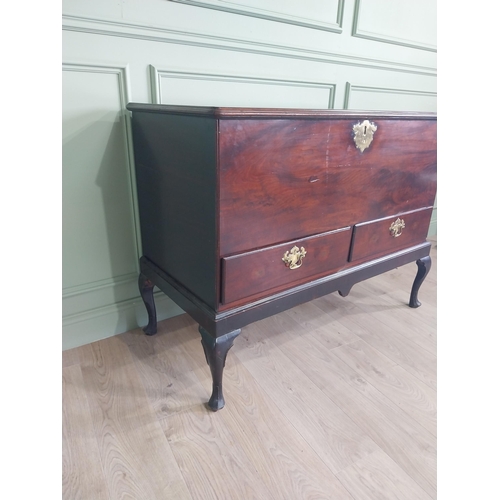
[[218, 118, 436, 256], [131, 112, 218, 308]]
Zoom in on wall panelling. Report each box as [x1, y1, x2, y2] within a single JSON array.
[[62, 0, 437, 348]]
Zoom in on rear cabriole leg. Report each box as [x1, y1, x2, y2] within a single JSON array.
[[139, 273, 158, 335]]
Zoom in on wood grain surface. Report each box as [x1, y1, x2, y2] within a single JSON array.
[[219, 118, 436, 255], [62, 237, 437, 500], [221, 226, 352, 305]]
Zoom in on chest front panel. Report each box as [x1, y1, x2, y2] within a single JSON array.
[[218, 118, 436, 257]]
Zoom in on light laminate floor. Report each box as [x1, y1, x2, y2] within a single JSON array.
[[62, 237, 437, 500]]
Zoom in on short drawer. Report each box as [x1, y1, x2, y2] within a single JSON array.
[[221, 227, 352, 305], [349, 207, 433, 263]]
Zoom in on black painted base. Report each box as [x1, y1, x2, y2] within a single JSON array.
[[199, 326, 241, 411], [136, 244, 432, 411], [409, 256, 431, 308]]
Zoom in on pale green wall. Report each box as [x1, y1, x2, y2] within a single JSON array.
[[62, 0, 437, 349]]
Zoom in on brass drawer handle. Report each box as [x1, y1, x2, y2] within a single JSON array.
[[353, 120, 377, 153], [282, 246, 307, 270], [389, 218, 405, 238]]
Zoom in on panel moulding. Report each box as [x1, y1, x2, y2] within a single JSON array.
[[62, 62, 143, 311], [149, 66, 336, 108], [168, 0, 345, 33], [62, 289, 172, 326], [62, 15, 437, 77], [343, 82, 437, 110], [352, 0, 437, 52], [62, 292, 185, 350], [62, 272, 138, 299]]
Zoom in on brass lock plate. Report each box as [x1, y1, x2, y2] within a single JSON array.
[[353, 120, 377, 153]]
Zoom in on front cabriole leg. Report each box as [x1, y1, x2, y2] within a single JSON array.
[[138, 273, 157, 335], [199, 326, 241, 411], [409, 255, 431, 308]]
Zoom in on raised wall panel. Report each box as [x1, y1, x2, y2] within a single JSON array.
[[352, 0, 437, 52], [62, 0, 437, 79], [62, 64, 138, 290], [344, 83, 437, 112], [62, 64, 141, 347], [151, 67, 336, 108], [169, 0, 345, 32]]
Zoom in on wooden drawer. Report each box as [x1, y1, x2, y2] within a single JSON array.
[[221, 227, 352, 305], [349, 207, 433, 263]]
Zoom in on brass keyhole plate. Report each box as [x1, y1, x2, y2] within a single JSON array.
[[353, 120, 377, 153]]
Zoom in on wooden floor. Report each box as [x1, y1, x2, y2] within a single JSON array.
[[62, 237, 437, 500]]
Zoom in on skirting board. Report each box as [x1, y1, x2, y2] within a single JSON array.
[[62, 293, 184, 350]]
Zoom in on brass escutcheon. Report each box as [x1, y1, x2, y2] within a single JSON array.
[[389, 218, 405, 238], [282, 245, 307, 270], [353, 119, 377, 153]]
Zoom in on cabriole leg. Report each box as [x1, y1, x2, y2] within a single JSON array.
[[138, 273, 157, 335], [409, 256, 431, 308], [199, 326, 241, 411]]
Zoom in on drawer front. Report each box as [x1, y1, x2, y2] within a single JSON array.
[[219, 118, 437, 256], [221, 227, 352, 305], [349, 207, 433, 263]]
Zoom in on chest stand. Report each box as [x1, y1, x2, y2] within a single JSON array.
[[136, 252, 432, 411]]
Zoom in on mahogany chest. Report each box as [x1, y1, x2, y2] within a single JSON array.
[[126, 104, 437, 410]]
